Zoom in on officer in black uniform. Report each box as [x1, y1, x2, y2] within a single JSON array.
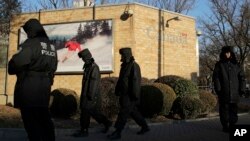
[[8, 19, 58, 141], [108, 48, 150, 140], [72, 48, 112, 137], [212, 46, 246, 132]]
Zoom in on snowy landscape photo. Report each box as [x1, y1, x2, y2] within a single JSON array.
[[19, 19, 114, 73]]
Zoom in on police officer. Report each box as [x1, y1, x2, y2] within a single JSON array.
[[108, 48, 149, 140], [72, 48, 112, 137], [213, 46, 246, 132], [8, 19, 57, 141]]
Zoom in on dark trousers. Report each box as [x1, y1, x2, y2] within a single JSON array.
[[219, 102, 238, 128], [114, 101, 148, 131], [80, 107, 110, 130], [20, 107, 55, 141]]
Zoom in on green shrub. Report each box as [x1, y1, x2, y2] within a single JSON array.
[[199, 90, 217, 113], [152, 83, 176, 115], [97, 77, 156, 119], [171, 96, 203, 119], [141, 77, 155, 85], [155, 75, 184, 88], [50, 88, 80, 118], [155, 75, 199, 98], [140, 83, 176, 117], [140, 85, 162, 117], [97, 77, 119, 118], [141, 77, 149, 85], [0, 105, 22, 128]]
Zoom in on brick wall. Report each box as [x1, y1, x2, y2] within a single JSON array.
[[7, 3, 198, 97], [0, 68, 6, 94]]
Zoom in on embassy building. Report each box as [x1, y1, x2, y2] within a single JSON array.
[[1, 2, 199, 104]]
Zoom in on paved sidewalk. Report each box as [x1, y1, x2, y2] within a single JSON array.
[[0, 113, 250, 141]]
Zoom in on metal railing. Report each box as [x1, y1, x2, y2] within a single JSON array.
[[198, 85, 215, 93]]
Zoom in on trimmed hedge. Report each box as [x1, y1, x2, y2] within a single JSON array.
[[97, 77, 155, 118], [50, 88, 80, 118], [199, 90, 217, 113], [155, 75, 183, 88], [155, 75, 199, 98], [171, 96, 203, 119], [140, 83, 176, 117], [98, 77, 119, 118], [0, 105, 23, 128], [141, 77, 156, 85]]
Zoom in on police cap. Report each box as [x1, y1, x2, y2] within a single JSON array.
[[119, 47, 132, 58], [78, 48, 92, 60]]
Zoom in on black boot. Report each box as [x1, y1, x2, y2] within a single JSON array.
[[72, 129, 89, 137], [107, 130, 121, 140], [137, 126, 150, 135], [102, 120, 112, 133]]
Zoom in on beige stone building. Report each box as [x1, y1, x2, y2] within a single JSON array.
[[3, 3, 198, 104]]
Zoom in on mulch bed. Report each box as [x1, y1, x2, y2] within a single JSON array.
[[1, 100, 250, 129]]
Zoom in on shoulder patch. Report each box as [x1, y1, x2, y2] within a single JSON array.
[[40, 42, 56, 57]]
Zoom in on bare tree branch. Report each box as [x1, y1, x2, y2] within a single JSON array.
[[157, 0, 196, 14], [99, 0, 196, 14], [0, 0, 21, 35], [200, 0, 250, 82]]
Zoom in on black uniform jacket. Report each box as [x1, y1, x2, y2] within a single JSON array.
[[115, 60, 141, 107], [80, 62, 101, 109], [8, 21, 57, 108], [213, 61, 245, 103]]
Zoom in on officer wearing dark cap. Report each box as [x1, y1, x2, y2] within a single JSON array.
[[213, 46, 246, 132], [8, 18, 57, 141], [72, 48, 112, 137], [108, 47, 149, 140]]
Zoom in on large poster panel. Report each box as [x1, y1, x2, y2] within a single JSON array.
[[19, 19, 113, 73]]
